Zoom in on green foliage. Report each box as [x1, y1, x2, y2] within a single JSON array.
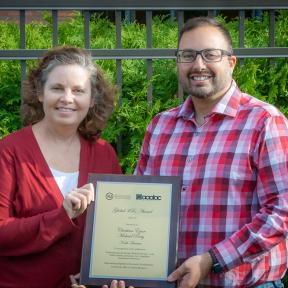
[[152, 16, 178, 48], [0, 11, 288, 177], [276, 10, 288, 46], [0, 21, 19, 49], [58, 12, 85, 47], [0, 61, 21, 136]]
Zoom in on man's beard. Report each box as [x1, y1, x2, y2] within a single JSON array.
[[181, 70, 228, 99], [182, 76, 218, 99], [186, 84, 216, 99]]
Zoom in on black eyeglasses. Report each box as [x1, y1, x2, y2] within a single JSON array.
[[175, 49, 232, 63]]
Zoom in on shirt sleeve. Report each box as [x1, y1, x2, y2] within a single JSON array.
[[0, 148, 77, 257], [213, 114, 288, 271]]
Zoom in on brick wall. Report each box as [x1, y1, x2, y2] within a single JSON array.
[[0, 10, 76, 22]]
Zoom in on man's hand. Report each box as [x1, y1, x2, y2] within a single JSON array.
[[63, 183, 95, 219], [167, 252, 213, 288]]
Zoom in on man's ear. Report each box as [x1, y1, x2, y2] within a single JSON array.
[[229, 55, 237, 72]]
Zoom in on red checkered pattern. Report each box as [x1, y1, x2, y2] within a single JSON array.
[[135, 81, 288, 287]]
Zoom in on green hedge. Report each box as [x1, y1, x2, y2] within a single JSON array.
[[1, 11, 288, 175]]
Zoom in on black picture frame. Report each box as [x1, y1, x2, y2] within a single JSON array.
[[80, 174, 181, 288]]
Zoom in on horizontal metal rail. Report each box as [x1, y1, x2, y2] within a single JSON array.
[[1, 48, 288, 60], [0, 0, 288, 10]]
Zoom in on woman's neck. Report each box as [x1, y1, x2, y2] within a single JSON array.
[[33, 120, 79, 143], [32, 121, 81, 172]]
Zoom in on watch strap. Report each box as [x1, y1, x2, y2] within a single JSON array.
[[208, 249, 223, 274]]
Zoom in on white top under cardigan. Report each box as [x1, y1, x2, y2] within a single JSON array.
[[50, 167, 79, 197]]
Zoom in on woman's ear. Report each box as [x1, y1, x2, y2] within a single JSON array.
[[38, 94, 43, 102], [90, 97, 95, 108]]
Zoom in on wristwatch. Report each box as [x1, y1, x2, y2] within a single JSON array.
[[208, 249, 223, 274]]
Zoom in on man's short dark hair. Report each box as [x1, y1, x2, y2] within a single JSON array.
[[179, 17, 233, 53]]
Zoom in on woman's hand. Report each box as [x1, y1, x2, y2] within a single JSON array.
[[70, 273, 86, 288], [103, 280, 134, 288], [63, 183, 94, 219], [70, 273, 134, 288]]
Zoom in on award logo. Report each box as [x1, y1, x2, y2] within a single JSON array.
[[105, 192, 131, 200], [136, 194, 162, 200], [105, 192, 113, 200]]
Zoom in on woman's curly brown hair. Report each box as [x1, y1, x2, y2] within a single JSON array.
[[21, 46, 117, 142]]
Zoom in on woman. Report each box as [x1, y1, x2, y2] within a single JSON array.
[[0, 47, 122, 288]]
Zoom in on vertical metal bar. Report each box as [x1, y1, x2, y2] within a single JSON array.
[[20, 10, 26, 91], [131, 10, 136, 22], [170, 10, 176, 22], [115, 10, 122, 99], [177, 10, 184, 36], [208, 10, 217, 17], [239, 10, 245, 66], [269, 10, 275, 65], [124, 10, 135, 23], [115, 10, 122, 154], [52, 10, 58, 47], [83, 10, 90, 49], [177, 11, 184, 101], [146, 10, 153, 106], [146, 11, 152, 49], [269, 10, 275, 47], [20, 10, 25, 49]]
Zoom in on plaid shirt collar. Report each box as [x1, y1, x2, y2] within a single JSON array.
[[177, 80, 240, 120]]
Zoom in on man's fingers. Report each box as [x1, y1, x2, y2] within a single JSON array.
[[167, 263, 186, 282], [178, 273, 196, 288]]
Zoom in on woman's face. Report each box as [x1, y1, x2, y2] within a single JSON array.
[[39, 64, 93, 130]]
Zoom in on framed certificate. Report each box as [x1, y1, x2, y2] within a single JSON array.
[[80, 174, 181, 288]]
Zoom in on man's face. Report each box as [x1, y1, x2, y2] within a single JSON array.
[[177, 25, 236, 101]]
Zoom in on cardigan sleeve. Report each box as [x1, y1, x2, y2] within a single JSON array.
[[0, 147, 77, 257]]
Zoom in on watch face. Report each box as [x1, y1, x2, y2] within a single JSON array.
[[213, 262, 223, 273], [208, 249, 223, 273]]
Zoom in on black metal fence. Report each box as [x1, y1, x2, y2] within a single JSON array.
[[0, 0, 288, 102]]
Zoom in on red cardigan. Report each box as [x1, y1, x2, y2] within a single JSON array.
[[0, 126, 121, 288]]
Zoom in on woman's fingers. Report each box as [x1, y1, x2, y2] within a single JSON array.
[[69, 191, 88, 212], [63, 183, 94, 219], [77, 182, 95, 204]]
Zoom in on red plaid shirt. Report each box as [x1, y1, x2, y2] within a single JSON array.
[[135, 81, 288, 287]]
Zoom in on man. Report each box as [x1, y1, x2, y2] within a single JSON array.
[[135, 17, 288, 287]]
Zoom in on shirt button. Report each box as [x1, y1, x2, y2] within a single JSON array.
[[186, 156, 193, 163], [194, 132, 200, 136]]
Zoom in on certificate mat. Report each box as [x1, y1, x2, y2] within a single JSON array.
[[80, 174, 181, 288]]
